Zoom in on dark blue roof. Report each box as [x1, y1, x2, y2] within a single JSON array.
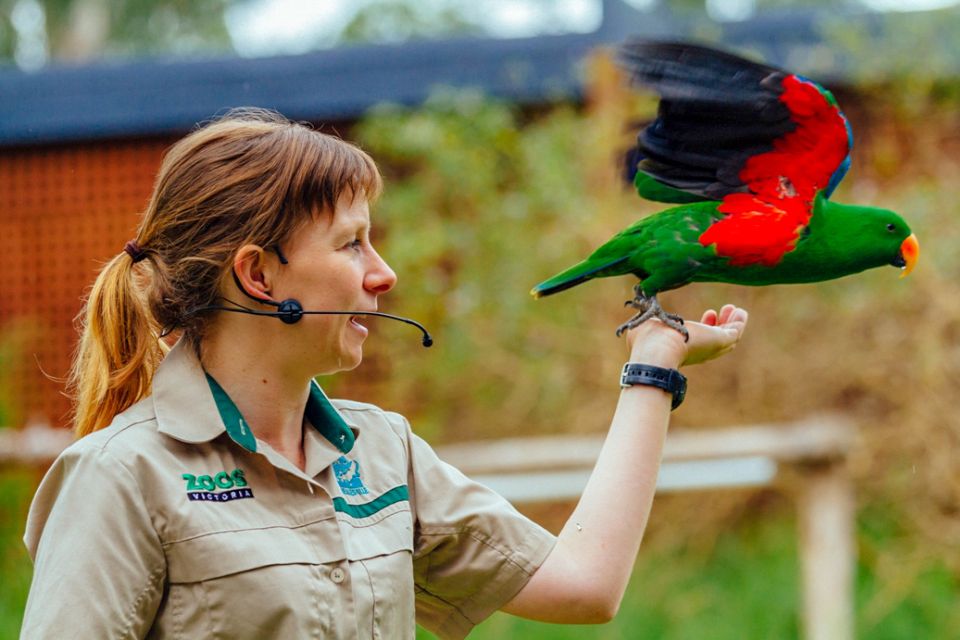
[[0, 1, 954, 147], [0, 33, 602, 146]]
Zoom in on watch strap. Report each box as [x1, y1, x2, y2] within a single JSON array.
[[620, 363, 687, 410]]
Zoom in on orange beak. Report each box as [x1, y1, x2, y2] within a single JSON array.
[[899, 233, 919, 278]]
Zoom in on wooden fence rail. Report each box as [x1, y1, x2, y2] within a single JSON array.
[[0, 423, 74, 466], [2, 414, 856, 640]]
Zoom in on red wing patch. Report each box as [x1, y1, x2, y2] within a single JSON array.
[[699, 193, 811, 267], [700, 75, 846, 266], [739, 75, 850, 201]]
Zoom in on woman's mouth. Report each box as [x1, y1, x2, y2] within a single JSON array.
[[349, 316, 368, 336]]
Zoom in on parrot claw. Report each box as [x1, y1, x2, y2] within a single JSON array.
[[616, 295, 689, 342]]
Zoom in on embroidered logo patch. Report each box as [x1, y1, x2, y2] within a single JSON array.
[[333, 456, 369, 496], [182, 468, 254, 502]]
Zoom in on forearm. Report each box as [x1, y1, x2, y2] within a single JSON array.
[[564, 384, 673, 599], [504, 307, 747, 623], [504, 369, 676, 622]]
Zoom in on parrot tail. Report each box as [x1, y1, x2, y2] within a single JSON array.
[[531, 256, 630, 298]]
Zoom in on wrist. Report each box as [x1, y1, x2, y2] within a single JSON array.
[[628, 343, 684, 368], [626, 324, 687, 368], [620, 363, 687, 410]]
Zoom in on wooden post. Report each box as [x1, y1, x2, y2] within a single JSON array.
[[796, 460, 855, 640]]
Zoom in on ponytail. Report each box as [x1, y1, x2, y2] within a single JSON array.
[[68, 252, 166, 437]]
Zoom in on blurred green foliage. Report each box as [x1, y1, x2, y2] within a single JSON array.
[[0, 321, 37, 428], [0, 467, 35, 638], [339, 0, 483, 44], [0, 0, 233, 65], [816, 7, 960, 85], [6, 1, 957, 82], [343, 91, 644, 441]]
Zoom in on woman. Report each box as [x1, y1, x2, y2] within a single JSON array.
[[21, 109, 747, 639]]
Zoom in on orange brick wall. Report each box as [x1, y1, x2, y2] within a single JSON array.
[[0, 138, 173, 428]]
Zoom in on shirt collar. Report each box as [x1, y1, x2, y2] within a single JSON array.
[[153, 340, 358, 453]]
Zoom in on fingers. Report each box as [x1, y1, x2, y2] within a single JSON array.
[[724, 306, 749, 332], [680, 304, 748, 366], [718, 303, 737, 325], [628, 304, 748, 367], [699, 305, 747, 330], [712, 304, 748, 330]]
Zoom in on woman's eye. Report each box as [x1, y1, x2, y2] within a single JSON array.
[[343, 238, 362, 250]]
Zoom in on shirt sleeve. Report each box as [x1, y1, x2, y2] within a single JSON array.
[[403, 423, 557, 639], [21, 441, 166, 639]]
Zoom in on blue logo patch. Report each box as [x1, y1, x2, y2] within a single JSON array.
[[333, 456, 369, 496]]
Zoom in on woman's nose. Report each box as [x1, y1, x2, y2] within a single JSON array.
[[365, 249, 397, 294]]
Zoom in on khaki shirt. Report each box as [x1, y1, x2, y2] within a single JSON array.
[[22, 342, 555, 639]]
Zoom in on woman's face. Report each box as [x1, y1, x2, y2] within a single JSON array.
[[273, 194, 397, 374]]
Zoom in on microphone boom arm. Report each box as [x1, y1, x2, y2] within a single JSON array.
[[190, 299, 434, 347]]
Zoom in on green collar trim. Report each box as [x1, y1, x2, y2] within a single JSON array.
[[204, 373, 258, 452], [203, 373, 355, 454], [333, 485, 409, 519], [306, 380, 355, 454]]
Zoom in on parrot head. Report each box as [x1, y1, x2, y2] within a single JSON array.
[[868, 209, 918, 279], [816, 199, 919, 279]]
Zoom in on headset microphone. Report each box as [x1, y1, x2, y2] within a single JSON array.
[[188, 270, 434, 347]]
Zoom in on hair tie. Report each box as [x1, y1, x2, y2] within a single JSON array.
[[123, 240, 147, 263]]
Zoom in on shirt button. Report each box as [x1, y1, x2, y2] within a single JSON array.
[[330, 567, 346, 584]]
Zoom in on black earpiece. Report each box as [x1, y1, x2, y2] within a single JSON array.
[[275, 299, 304, 324]]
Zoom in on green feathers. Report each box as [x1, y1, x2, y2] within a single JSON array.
[[530, 197, 916, 299], [529, 255, 629, 298], [634, 172, 709, 205]]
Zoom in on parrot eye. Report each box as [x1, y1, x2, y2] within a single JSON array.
[[886, 223, 896, 232]]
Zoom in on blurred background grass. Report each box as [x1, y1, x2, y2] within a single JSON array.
[[2, 12, 959, 638]]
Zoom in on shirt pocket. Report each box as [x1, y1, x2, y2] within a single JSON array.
[[158, 524, 351, 639]]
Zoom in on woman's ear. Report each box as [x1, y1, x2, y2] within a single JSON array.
[[232, 244, 275, 303]]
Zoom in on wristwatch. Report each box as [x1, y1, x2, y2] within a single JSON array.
[[620, 363, 687, 410]]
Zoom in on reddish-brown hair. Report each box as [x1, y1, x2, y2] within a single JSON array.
[[69, 108, 382, 436]]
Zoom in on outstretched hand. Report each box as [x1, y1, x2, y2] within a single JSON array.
[[625, 304, 748, 368]]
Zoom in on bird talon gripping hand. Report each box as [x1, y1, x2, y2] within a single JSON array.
[[531, 40, 919, 337]]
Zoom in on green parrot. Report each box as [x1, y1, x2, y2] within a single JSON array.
[[531, 41, 919, 339]]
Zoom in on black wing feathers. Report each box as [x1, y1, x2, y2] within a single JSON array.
[[618, 41, 797, 201]]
